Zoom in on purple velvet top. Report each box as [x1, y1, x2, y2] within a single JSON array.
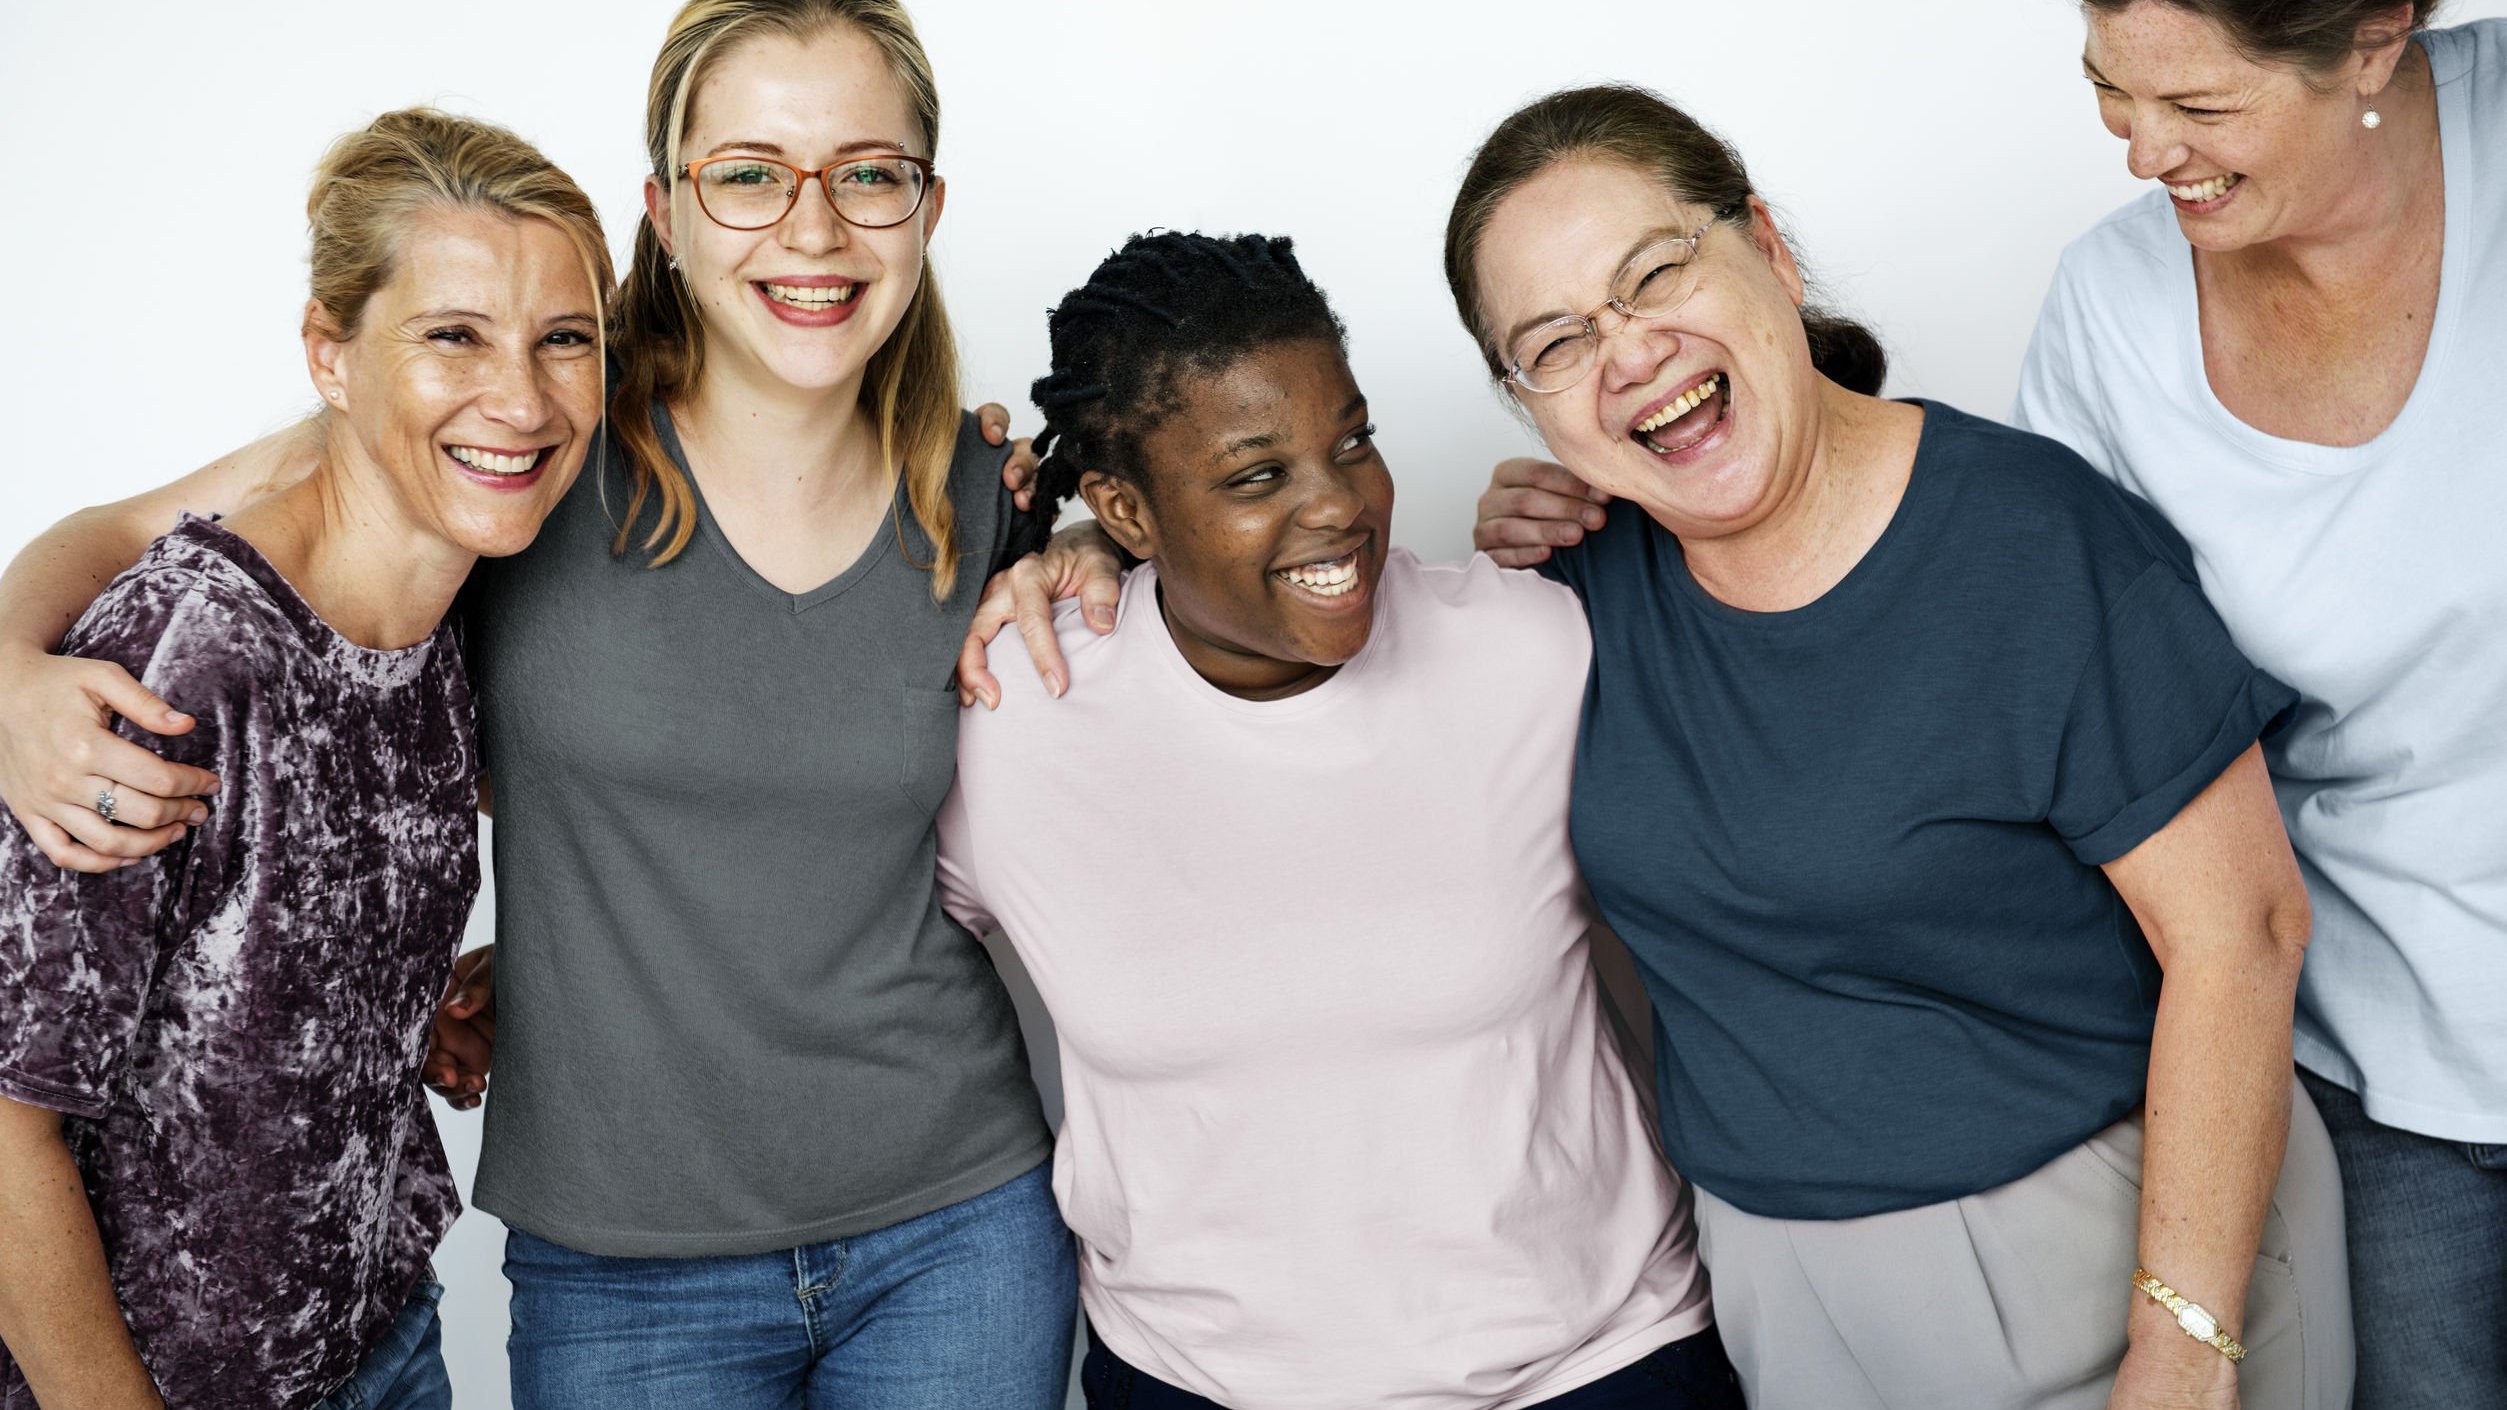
[[0, 517, 470, 1409]]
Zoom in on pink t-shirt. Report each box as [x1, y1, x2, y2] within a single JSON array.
[[939, 550, 1711, 1410]]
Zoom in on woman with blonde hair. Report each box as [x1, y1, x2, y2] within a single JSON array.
[[0, 2, 1079, 1405], [0, 107, 609, 1410]]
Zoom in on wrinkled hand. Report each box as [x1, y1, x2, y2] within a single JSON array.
[[0, 647, 217, 874], [955, 523, 1125, 708], [1474, 457, 1611, 568], [974, 402, 1041, 511], [424, 946, 497, 1110]]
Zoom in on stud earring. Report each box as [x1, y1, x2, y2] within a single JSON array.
[[2363, 108, 2383, 129], [667, 255, 681, 272]]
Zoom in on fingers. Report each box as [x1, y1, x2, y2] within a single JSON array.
[[75, 732, 220, 806], [7, 811, 127, 874], [81, 662, 197, 738], [975, 402, 1012, 446], [1011, 565, 1068, 698], [1002, 436, 1040, 513], [1486, 546, 1556, 569], [1078, 572, 1121, 636], [1491, 457, 1608, 504], [440, 947, 496, 1017], [1473, 513, 1588, 555], [425, 1009, 495, 1111], [956, 570, 1022, 709], [1481, 484, 1610, 533], [80, 775, 203, 832], [42, 798, 187, 864]]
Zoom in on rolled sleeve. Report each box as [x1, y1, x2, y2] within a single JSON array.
[[2049, 560, 2296, 864]]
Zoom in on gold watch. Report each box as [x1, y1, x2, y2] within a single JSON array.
[[2132, 1268, 2247, 1363]]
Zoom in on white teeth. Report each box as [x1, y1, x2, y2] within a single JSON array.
[[1636, 374, 1721, 434], [449, 446, 540, 476], [762, 281, 859, 308], [1276, 551, 1360, 596], [2167, 174, 2240, 202]]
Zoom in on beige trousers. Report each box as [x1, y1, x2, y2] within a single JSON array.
[[1693, 1080, 2352, 1409]]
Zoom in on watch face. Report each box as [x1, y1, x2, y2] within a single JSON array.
[[2178, 1305, 2220, 1341]]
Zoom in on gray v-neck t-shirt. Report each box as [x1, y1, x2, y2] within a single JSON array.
[[462, 406, 1051, 1256]]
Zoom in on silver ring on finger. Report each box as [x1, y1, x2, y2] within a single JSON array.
[[95, 787, 120, 823]]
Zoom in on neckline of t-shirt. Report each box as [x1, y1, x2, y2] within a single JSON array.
[[2168, 27, 2472, 478], [167, 515, 446, 684], [1130, 555, 1392, 716], [1651, 399, 1944, 632], [650, 399, 901, 613]]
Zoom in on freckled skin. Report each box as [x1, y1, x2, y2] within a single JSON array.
[[1081, 340, 1394, 701], [2082, 1, 2425, 254], [1471, 159, 1822, 544]]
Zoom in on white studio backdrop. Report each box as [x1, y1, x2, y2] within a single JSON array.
[[9, 1, 2501, 1404]]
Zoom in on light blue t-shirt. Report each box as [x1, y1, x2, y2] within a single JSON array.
[[2014, 20, 2507, 1144]]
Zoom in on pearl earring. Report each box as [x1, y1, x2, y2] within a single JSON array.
[[2362, 108, 2383, 129]]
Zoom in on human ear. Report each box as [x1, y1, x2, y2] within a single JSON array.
[[1080, 470, 1157, 561], [2351, 3, 2419, 96], [1743, 195, 1807, 310], [920, 175, 946, 246], [302, 299, 352, 411], [643, 173, 678, 262]]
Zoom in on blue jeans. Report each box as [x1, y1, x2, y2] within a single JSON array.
[[2300, 1068, 2507, 1410], [505, 1163, 1076, 1409], [1079, 1324, 1745, 1409], [312, 1279, 452, 1410]]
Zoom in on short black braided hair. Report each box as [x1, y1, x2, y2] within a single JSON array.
[[1028, 232, 1347, 527]]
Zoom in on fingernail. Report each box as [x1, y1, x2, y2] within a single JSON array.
[[1088, 607, 1114, 630], [1047, 673, 1066, 699], [188, 806, 207, 824]]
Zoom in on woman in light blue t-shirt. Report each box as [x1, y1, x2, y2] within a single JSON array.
[[2012, 7, 2507, 1407]]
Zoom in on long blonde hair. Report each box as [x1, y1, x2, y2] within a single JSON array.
[[305, 107, 612, 347], [611, 0, 966, 597]]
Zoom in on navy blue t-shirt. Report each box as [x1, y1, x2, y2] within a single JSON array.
[[1543, 401, 2293, 1220]]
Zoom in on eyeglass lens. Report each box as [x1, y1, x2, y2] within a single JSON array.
[[1509, 235, 1708, 390], [694, 157, 928, 231]]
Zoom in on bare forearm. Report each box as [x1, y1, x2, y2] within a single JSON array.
[[2133, 942, 2303, 1361], [0, 1125, 162, 1408], [0, 507, 164, 659], [1, 420, 322, 660]]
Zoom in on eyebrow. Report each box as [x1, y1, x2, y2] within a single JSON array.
[[1500, 227, 1691, 350], [402, 310, 601, 329], [1211, 396, 1372, 464], [2080, 56, 2234, 103], [702, 137, 919, 160]]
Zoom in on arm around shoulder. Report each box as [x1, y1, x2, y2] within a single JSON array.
[[0, 423, 309, 871]]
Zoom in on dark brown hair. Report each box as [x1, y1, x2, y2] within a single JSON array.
[[2077, 0, 2439, 75], [1444, 84, 1886, 398]]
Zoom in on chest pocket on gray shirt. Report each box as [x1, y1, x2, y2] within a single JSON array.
[[898, 688, 961, 816]]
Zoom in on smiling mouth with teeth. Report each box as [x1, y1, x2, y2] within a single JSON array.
[[2166, 174, 2242, 203], [1275, 549, 1363, 598], [447, 446, 547, 476], [1632, 372, 1727, 455], [760, 281, 860, 309]]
